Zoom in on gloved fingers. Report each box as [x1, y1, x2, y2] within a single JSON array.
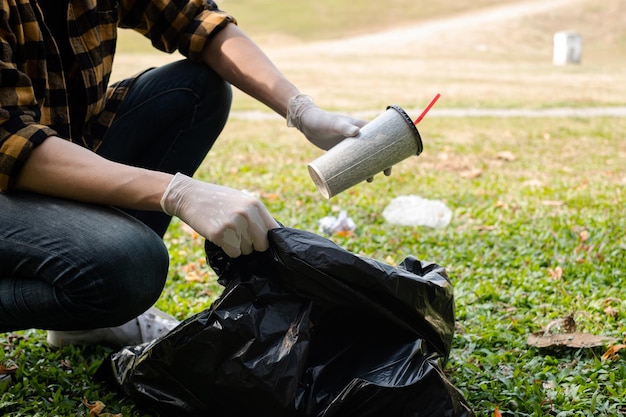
[[245, 205, 280, 253], [366, 167, 392, 183], [352, 117, 369, 129], [219, 205, 278, 257], [332, 116, 367, 138], [237, 215, 255, 256], [218, 230, 242, 258]]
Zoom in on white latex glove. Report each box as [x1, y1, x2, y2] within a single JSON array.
[[286, 94, 367, 150], [160, 173, 279, 258]]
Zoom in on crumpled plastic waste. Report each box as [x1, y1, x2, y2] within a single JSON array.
[[96, 227, 473, 417], [319, 210, 356, 235], [382, 195, 453, 228]]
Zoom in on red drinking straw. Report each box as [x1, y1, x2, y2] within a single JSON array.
[[413, 93, 441, 125]]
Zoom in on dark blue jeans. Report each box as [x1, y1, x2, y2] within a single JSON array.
[[0, 60, 232, 332]]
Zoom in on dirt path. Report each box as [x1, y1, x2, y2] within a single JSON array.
[[270, 0, 587, 55]]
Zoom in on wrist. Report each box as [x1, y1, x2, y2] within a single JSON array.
[[286, 94, 315, 130], [159, 172, 189, 216]]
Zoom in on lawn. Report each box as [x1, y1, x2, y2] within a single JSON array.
[[1, 0, 625, 416]]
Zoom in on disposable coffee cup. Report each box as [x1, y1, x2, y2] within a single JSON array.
[[308, 105, 423, 198]]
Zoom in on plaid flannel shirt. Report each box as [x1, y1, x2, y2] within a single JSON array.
[[0, 0, 235, 190]]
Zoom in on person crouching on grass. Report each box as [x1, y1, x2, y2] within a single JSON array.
[[0, 0, 369, 348]]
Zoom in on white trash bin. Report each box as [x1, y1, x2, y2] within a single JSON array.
[[553, 31, 582, 65]]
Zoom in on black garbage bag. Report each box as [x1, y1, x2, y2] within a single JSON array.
[[97, 227, 473, 417]]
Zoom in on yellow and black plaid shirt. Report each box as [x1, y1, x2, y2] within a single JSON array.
[[0, 0, 235, 190]]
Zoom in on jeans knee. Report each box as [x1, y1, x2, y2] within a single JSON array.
[[169, 60, 233, 123], [66, 218, 170, 326]]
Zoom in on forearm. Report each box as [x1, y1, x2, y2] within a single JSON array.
[[14, 137, 173, 211], [202, 23, 299, 117]]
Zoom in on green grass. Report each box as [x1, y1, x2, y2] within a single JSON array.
[[3, 0, 626, 416]]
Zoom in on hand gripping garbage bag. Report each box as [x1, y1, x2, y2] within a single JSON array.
[[97, 227, 473, 417]]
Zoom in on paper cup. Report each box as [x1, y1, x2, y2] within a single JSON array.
[[308, 105, 423, 198]]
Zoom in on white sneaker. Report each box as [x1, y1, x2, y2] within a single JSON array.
[[46, 307, 180, 348]]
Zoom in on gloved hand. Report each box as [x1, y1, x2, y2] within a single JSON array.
[[287, 94, 392, 180], [286, 94, 367, 150], [160, 173, 279, 258]]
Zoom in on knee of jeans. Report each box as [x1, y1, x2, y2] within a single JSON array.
[[177, 60, 233, 119], [69, 225, 170, 325]]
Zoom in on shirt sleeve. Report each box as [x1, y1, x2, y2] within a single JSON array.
[[118, 0, 237, 62], [0, 29, 57, 192]]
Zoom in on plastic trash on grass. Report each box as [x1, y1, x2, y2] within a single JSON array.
[[319, 210, 356, 235], [383, 195, 452, 228]]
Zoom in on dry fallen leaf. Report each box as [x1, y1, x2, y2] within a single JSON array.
[[181, 259, 210, 282], [82, 398, 122, 417], [82, 398, 106, 416], [495, 150, 516, 161], [603, 298, 621, 319], [541, 200, 564, 206], [527, 331, 614, 349], [601, 344, 626, 361], [604, 305, 619, 319], [495, 200, 508, 209], [548, 266, 563, 281], [474, 225, 496, 231], [460, 168, 483, 179], [184, 270, 205, 282], [260, 192, 280, 201], [579, 230, 589, 242], [0, 359, 18, 374], [523, 179, 545, 187], [527, 314, 615, 349], [181, 222, 200, 239]]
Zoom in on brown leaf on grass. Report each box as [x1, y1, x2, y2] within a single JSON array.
[[495, 150, 516, 161], [523, 179, 545, 187], [459, 168, 482, 179], [184, 270, 205, 282], [495, 200, 508, 209], [579, 230, 589, 242], [0, 359, 18, 374], [527, 331, 614, 349], [260, 192, 281, 201], [603, 298, 621, 318], [82, 398, 122, 417], [181, 222, 200, 239], [604, 305, 619, 318], [601, 344, 626, 361], [384, 255, 397, 266], [527, 314, 615, 349], [181, 259, 210, 283], [473, 225, 496, 231], [541, 200, 564, 206], [59, 359, 72, 370], [548, 266, 563, 281], [82, 398, 105, 415]]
